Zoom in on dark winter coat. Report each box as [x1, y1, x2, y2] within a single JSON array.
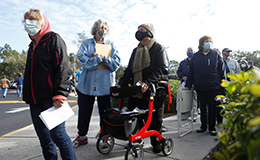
[[118, 42, 169, 88], [23, 32, 70, 104], [177, 58, 190, 82], [185, 49, 225, 92]]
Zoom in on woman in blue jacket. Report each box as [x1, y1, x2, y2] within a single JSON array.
[[186, 35, 225, 136], [73, 19, 120, 147]]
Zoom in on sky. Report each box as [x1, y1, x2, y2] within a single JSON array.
[[0, 0, 259, 66]]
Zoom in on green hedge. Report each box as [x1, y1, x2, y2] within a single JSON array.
[[215, 69, 260, 160], [164, 79, 180, 114], [111, 79, 180, 114]]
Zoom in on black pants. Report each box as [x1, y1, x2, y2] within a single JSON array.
[[77, 90, 111, 136], [127, 95, 165, 147], [216, 107, 224, 124], [197, 90, 218, 131]]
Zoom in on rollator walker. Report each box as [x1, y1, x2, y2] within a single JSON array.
[[96, 83, 174, 160]]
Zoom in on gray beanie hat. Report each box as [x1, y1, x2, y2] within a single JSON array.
[[138, 23, 154, 38]]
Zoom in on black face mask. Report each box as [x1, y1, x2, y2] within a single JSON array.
[[135, 30, 151, 41]]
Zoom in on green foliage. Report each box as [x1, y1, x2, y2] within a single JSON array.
[[115, 65, 126, 83], [70, 31, 88, 75], [169, 60, 179, 75], [111, 97, 129, 109], [169, 74, 180, 80], [164, 79, 180, 114], [68, 52, 81, 74], [230, 50, 260, 68], [73, 31, 88, 48], [215, 69, 260, 160], [0, 44, 27, 80]]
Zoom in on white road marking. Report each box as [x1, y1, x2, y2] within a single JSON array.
[[5, 107, 30, 113]]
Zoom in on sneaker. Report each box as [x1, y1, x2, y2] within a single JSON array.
[[161, 125, 167, 132], [72, 135, 88, 148], [196, 128, 207, 133], [210, 130, 217, 136]]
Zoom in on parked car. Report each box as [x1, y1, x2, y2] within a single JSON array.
[[9, 80, 17, 89]]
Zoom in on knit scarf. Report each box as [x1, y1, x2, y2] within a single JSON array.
[[133, 38, 155, 99]]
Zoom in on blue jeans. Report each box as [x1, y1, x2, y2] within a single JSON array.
[[2, 88, 8, 97], [30, 101, 77, 160], [17, 85, 23, 96]]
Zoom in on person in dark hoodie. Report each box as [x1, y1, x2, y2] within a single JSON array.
[[22, 9, 77, 160], [185, 35, 225, 136]]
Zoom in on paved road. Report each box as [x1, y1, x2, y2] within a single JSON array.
[[0, 89, 78, 137], [0, 90, 221, 160]]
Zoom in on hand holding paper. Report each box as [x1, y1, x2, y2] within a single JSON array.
[[39, 101, 74, 130]]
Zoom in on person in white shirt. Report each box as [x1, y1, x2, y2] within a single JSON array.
[[222, 48, 241, 74], [240, 60, 249, 72]]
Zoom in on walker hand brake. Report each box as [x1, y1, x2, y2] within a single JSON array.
[[149, 83, 156, 96]]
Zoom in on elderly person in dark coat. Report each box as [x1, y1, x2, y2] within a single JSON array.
[[116, 23, 169, 153]]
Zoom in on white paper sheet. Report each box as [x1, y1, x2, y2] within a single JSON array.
[[180, 82, 186, 88], [120, 107, 149, 115], [39, 101, 74, 130]]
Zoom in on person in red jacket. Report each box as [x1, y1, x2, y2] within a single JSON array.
[[22, 8, 77, 160]]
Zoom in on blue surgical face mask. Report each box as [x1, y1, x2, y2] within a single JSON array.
[[187, 52, 194, 57], [24, 19, 41, 36], [224, 52, 230, 56], [241, 64, 246, 68], [203, 42, 212, 50], [96, 30, 107, 38]]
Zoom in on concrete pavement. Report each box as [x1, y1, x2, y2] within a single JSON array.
[[0, 102, 221, 160]]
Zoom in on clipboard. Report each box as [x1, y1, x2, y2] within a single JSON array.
[[96, 44, 112, 69]]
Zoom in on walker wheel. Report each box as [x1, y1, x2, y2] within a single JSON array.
[[161, 137, 174, 156], [125, 144, 144, 160], [96, 133, 114, 155]]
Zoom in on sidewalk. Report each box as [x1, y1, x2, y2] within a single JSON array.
[[0, 104, 221, 160]]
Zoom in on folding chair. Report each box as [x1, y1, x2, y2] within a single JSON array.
[[177, 87, 194, 138]]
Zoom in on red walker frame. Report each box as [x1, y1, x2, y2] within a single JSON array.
[[97, 83, 173, 158], [122, 84, 163, 144]]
